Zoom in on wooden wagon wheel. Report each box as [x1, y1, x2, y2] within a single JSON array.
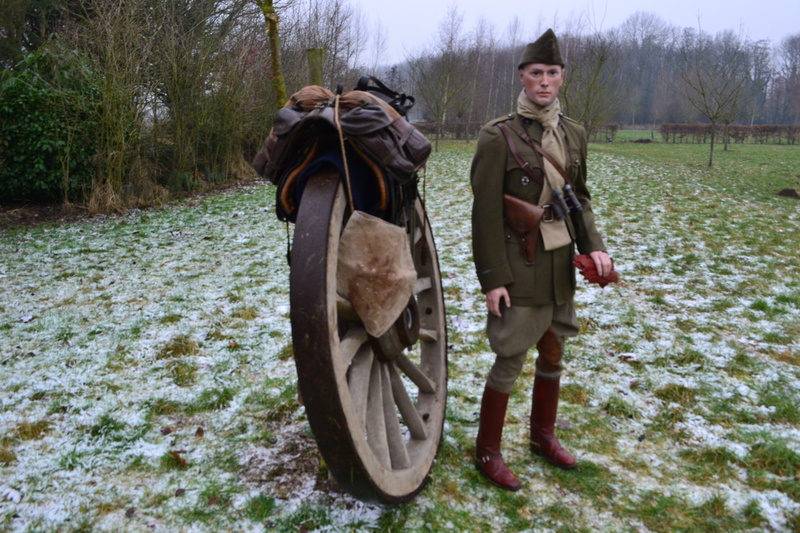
[[290, 169, 448, 504]]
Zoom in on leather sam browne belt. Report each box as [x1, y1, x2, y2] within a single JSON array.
[[497, 121, 573, 185], [497, 120, 559, 265]]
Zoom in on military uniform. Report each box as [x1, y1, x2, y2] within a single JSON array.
[[471, 28, 614, 492], [471, 113, 606, 307]]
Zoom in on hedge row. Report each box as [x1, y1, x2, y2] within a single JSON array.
[[659, 124, 800, 145]]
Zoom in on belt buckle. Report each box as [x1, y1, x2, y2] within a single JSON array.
[[542, 204, 554, 223]]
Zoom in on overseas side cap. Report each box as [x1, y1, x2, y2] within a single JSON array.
[[518, 28, 564, 69]]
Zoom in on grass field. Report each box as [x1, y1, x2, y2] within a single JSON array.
[[1, 136, 799, 532]]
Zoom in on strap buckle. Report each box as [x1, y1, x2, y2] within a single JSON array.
[[542, 205, 554, 223]]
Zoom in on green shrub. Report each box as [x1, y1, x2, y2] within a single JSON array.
[[0, 43, 99, 203]]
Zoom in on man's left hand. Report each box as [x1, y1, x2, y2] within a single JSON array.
[[589, 250, 614, 278]]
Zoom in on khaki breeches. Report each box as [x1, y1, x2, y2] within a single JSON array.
[[485, 302, 579, 393]]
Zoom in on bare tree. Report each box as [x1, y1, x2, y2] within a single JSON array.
[[778, 34, 800, 79], [774, 34, 800, 124], [742, 39, 772, 127], [617, 12, 672, 126], [281, 0, 367, 88], [64, 0, 275, 207], [406, 4, 472, 151], [504, 16, 524, 115], [474, 24, 497, 124], [69, 0, 160, 209], [560, 31, 624, 138], [366, 18, 388, 74], [680, 28, 749, 165], [651, 66, 698, 125]]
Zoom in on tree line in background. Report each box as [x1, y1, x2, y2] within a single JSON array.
[[1, 0, 799, 207], [659, 124, 799, 145]]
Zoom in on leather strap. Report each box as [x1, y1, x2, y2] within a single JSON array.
[[501, 120, 574, 186], [355, 75, 415, 116], [496, 122, 543, 185], [499, 117, 584, 246]]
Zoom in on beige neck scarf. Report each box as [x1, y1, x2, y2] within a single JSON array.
[[516, 90, 572, 251]]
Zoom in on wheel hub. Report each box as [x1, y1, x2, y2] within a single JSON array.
[[370, 297, 419, 362]]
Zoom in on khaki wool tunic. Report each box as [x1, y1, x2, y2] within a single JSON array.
[[470, 113, 606, 307]]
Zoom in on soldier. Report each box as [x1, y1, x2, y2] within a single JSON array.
[[470, 28, 615, 491]]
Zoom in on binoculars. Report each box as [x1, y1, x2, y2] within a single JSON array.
[[550, 184, 583, 220]]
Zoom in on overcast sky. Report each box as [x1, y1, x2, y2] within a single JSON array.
[[350, 0, 799, 63]]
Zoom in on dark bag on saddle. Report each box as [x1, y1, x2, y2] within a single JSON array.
[[502, 193, 544, 265], [251, 81, 431, 223]]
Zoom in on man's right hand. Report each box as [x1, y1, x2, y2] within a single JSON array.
[[486, 286, 511, 317]]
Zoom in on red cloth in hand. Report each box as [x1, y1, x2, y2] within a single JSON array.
[[573, 254, 618, 288]]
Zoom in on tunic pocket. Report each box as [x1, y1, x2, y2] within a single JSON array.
[[504, 144, 543, 203]]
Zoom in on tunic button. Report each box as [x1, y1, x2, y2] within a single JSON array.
[[521, 177, 529, 186], [506, 234, 512, 239]]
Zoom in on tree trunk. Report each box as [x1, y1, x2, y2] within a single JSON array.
[[256, 0, 287, 109], [307, 48, 324, 85], [708, 121, 716, 167], [723, 123, 729, 152]]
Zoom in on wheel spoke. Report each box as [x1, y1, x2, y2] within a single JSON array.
[[381, 364, 411, 469], [348, 344, 373, 425], [419, 328, 438, 342], [395, 352, 436, 394], [336, 294, 359, 321], [366, 357, 390, 467], [339, 326, 368, 369], [414, 276, 432, 295], [412, 225, 422, 245], [388, 363, 427, 441]]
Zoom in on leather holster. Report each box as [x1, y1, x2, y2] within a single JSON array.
[[502, 193, 544, 265]]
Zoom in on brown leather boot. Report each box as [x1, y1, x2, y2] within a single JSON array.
[[476, 385, 521, 491], [530, 375, 576, 469], [529, 329, 576, 469]]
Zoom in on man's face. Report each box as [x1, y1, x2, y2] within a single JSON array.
[[519, 63, 564, 107]]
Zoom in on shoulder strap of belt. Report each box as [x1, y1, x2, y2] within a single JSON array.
[[496, 122, 543, 185], [500, 120, 574, 186]]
